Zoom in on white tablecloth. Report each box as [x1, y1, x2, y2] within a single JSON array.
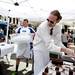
[[38, 61, 73, 75], [0, 43, 14, 57]]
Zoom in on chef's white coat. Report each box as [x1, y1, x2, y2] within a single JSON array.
[[33, 20, 65, 75]]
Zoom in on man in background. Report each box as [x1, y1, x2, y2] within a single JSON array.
[[15, 19, 35, 75]]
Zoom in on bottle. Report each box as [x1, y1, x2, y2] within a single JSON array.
[[55, 66, 61, 75], [42, 72, 48, 75], [44, 67, 49, 73], [42, 67, 49, 75], [56, 71, 61, 75]]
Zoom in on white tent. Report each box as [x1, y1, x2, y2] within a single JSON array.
[[0, 0, 75, 21]]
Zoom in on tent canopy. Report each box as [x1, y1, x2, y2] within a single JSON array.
[[0, 0, 75, 21]]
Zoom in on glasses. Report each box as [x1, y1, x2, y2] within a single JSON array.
[[47, 19, 54, 24]]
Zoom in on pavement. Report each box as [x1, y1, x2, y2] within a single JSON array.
[[0, 53, 33, 75]]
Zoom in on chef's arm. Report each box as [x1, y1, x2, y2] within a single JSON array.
[[37, 27, 75, 57]]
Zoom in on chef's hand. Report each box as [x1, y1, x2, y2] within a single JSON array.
[[61, 48, 75, 58]]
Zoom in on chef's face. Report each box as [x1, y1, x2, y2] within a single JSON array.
[[47, 14, 58, 27]]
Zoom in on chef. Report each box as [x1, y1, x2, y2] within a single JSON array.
[[33, 10, 75, 75]]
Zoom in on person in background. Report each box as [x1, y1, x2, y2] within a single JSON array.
[[33, 10, 75, 75], [15, 19, 35, 75], [0, 28, 5, 42], [67, 31, 73, 43], [67, 31, 74, 48], [61, 31, 68, 47]]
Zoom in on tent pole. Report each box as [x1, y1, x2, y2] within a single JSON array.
[[6, 10, 10, 43]]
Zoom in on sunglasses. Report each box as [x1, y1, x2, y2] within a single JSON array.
[[47, 19, 54, 24]]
